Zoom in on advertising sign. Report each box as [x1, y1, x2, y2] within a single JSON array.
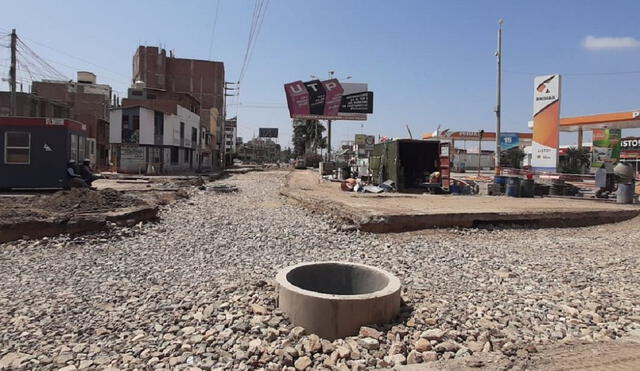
[[340, 92, 374, 114], [532, 74, 561, 172], [284, 81, 310, 117], [259, 128, 279, 138], [284, 79, 372, 120], [621, 137, 640, 151], [591, 128, 621, 172], [500, 133, 520, 151], [354, 134, 367, 145]]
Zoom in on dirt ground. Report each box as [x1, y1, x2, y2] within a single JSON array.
[[282, 170, 640, 232], [286, 170, 639, 215]]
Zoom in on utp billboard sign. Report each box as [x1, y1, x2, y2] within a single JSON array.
[[284, 79, 373, 120]]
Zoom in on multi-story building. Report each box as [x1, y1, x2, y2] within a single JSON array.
[[131, 46, 225, 168], [223, 116, 237, 156], [32, 72, 112, 169], [0, 91, 70, 118], [109, 98, 200, 174], [238, 137, 281, 164]]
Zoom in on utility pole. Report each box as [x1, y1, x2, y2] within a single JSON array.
[[222, 81, 238, 169], [478, 130, 484, 177], [326, 70, 335, 162], [494, 19, 503, 176], [9, 29, 17, 116]]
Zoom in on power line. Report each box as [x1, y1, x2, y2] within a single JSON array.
[[15, 32, 131, 84], [238, 0, 270, 84], [505, 69, 640, 76], [207, 0, 221, 60]]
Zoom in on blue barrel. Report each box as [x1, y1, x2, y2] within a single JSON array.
[[506, 177, 521, 197], [494, 176, 507, 193]]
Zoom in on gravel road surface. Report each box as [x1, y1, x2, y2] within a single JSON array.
[[1, 170, 639, 370]]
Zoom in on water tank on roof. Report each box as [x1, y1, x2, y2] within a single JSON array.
[[77, 71, 96, 84], [134, 80, 146, 89]]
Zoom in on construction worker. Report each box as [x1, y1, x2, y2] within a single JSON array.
[[79, 158, 101, 187], [66, 160, 88, 189]]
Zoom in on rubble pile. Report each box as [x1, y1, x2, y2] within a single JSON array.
[[0, 171, 639, 370]]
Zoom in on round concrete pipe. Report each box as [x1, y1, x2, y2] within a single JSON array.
[[276, 261, 401, 340]]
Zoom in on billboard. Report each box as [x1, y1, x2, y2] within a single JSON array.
[[284, 79, 373, 120], [532, 74, 561, 172], [591, 128, 621, 172], [259, 128, 279, 138], [354, 134, 375, 148], [500, 132, 520, 151]]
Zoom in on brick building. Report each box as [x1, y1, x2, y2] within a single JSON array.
[[0, 92, 70, 119], [131, 46, 225, 169], [32, 72, 112, 169]]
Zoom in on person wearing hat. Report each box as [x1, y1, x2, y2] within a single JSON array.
[[66, 159, 88, 188], [79, 158, 101, 187]]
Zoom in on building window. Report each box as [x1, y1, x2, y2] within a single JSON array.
[[53, 105, 63, 118], [170, 147, 179, 164], [121, 112, 140, 143], [191, 127, 197, 145], [154, 111, 164, 136], [70, 134, 78, 161], [184, 148, 190, 163], [90, 141, 95, 155], [78, 136, 86, 161], [150, 147, 162, 163], [180, 122, 185, 139], [4, 132, 31, 164]]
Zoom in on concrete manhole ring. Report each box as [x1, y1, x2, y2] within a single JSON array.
[[276, 261, 401, 340]]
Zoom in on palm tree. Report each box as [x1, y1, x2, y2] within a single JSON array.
[[292, 120, 325, 156], [559, 147, 590, 174]]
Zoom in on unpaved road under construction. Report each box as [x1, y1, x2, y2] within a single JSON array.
[[1, 170, 639, 370]]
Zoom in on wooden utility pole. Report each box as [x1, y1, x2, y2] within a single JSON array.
[[9, 29, 17, 116]]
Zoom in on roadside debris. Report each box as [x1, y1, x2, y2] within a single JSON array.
[[207, 184, 240, 193], [340, 178, 396, 193]]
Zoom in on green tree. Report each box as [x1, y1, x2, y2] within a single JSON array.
[[559, 147, 590, 174], [292, 120, 326, 156]]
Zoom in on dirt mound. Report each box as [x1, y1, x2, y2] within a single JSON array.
[[40, 188, 147, 213], [0, 188, 149, 222]]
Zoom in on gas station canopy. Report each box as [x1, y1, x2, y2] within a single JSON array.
[[559, 110, 640, 132], [423, 131, 532, 142]]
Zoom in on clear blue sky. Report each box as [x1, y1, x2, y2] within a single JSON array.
[[2, 0, 640, 148]]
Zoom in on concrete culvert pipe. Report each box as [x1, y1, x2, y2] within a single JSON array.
[[276, 261, 401, 340]]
